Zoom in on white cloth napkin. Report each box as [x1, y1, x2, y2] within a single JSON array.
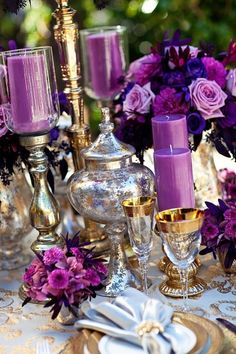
[[75, 288, 196, 354]]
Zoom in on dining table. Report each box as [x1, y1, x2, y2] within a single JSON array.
[[0, 230, 236, 354]]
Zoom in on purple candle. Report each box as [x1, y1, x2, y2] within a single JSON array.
[[154, 147, 195, 211], [151, 114, 188, 151], [87, 31, 123, 100], [8, 55, 50, 134]]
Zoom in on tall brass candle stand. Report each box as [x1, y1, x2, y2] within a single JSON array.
[[19, 133, 64, 301], [53, 0, 109, 253]]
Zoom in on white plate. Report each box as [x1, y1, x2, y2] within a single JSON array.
[[98, 323, 196, 354]]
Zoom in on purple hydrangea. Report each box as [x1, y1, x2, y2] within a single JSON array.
[[153, 88, 190, 115], [202, 57, 227, 88], [43, 247, 64, 266]]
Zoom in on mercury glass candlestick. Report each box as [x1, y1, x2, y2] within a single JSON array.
[[67, 108, 155, 296], [0, 47, 64, 255]]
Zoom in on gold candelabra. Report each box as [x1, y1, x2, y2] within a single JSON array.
[[52, 0, 109, 252]]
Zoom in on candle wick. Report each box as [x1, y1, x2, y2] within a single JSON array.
[[170, 144, 173, 154], [166, 115, 170, 121]]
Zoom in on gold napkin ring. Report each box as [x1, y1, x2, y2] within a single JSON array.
[[136, 321, 164, 337]]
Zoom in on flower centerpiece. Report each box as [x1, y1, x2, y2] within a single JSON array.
[[114, 30, 236, 163], [200, 199, 236, 272], [22, 233, 108, 319]]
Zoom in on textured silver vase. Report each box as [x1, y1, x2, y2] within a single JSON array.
[[67, 108, 155, 296], [0, 171, 32, 270]]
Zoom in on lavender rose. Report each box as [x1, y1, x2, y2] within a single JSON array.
[[127, 53, 162, 86], [201, 57, 227, 88], [226, 69, 236, 96], [189, 78, 227, 119], [153, 87, 190, 115], [123, 83, 155, 119]]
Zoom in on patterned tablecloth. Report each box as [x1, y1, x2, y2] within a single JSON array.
[[0, 236, 236, 354]]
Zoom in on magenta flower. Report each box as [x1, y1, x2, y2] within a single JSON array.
[[22, 233, 108, 320], [153, 88, 190, 115], [48, 269, 69, 289], [224, 208, 236, 220], [128, 53, 162, 86], [225, 221, 236, 240], [201, 57, 227, 88], [43, 247, 64, 265], [201, 223, 219, 242]]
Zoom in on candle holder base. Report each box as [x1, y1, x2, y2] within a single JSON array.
[[158, 256, 207, 297]]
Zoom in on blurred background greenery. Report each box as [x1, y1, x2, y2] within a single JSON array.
[[0, 0, 236, 133]]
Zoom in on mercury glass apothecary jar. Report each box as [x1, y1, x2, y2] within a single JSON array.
[[67, 108, 155, 296]]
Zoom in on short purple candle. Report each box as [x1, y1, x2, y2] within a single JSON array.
[[8, 55, 50, 135], [86, 31, 123, 100], [154, 147, 195, 211], [151, 114, 188, 151]]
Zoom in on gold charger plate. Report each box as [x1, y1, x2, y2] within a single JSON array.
[[61, 312, 227, 354]]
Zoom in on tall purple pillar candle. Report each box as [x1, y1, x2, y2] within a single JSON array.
[[154, 147, 195, 211], [151, 114, 188, 151], [8, 55, 50, 135], [87, 31, 123, 100]]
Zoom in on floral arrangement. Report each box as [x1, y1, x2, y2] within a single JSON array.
[[114, 31, 236, 163], [200, 199, 236, 269], [218, 168, 236, 202], [22, 233, 108, 319]]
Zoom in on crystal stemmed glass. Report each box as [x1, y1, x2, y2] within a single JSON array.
[[122, 196, 156, 294], [155, 208, 204, 311]]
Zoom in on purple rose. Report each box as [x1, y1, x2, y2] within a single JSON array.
[[189, 78, 227, 119], [153, 87, 190, 115], [186, 58, 207, 80], [226, 69, 236, 96], [163, 70, 186, 87], [219, 96, 236, 128], [123, 83, 154, 119], [187, 112, 206, 134], [127, 53, 162, 86], [201, 57, 227, 88]]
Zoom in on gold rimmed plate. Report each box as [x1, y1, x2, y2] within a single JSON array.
[[63, 312, 225, 354], [175, 312, 225, 354]]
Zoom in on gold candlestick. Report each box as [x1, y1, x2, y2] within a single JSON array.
[[19, 133, 64, 301], [20, 134, 64, 253], [52, 1, 109, 252]]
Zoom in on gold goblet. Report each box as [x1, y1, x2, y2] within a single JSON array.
[[122, 196, 156, 294], [156, 208, 204, 311]]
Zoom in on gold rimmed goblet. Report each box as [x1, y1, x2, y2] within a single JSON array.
[[122, 196, 156, 294], [155, 208, 204, 311]]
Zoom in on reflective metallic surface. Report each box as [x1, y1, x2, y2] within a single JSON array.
[[20, 133, 64, 254], [0, 171, 32, 270], [67, 108, 155, 296]]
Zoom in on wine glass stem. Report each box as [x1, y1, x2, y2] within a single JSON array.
[[179, 268, 189, 311], [139, 256, 148, 294]]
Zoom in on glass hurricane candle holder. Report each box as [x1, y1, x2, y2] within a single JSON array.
[[0, 47, 59, 135], [156, 208, 204, 311], [0, 47, 63, 257], [80, 26, 128, 103]]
